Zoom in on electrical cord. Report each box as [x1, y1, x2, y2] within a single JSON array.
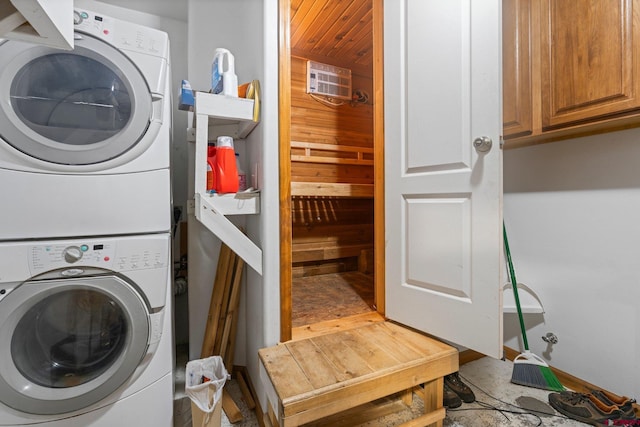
[[444, 372, 575, 426], [309, 93, 345, 107]]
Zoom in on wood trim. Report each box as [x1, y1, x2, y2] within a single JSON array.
[[503, 346, 599, 393], [290, 140, 375, 197], [504, 346, 639, 416], [458, 349, 487, 366], [291, 141, 374, 166], [290, 157, 374, 166], [279, 0, 293, 342], [372, 0, 385, 316], [291, 311, 385, 341], [504, 113, 640, 149], [291, 182, 374, 197]]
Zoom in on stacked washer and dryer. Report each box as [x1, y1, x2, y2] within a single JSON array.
[[0, 9, 174, 427]]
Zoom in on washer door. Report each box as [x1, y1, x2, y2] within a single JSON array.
[[0, 32, 151, 165], [0, 272, 150, 415]]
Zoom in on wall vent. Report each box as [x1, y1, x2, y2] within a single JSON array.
[[306, 61, 352, 100]]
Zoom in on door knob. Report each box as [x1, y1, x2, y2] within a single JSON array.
[[473, 136, 492, 153]]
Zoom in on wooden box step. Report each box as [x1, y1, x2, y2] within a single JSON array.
[[259, 321, 458, 427]]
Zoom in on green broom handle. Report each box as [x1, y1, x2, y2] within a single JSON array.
[[503, 223, 529, 351]]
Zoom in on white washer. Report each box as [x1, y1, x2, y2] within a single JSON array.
[[0, 9, 172, 240], [0, 233, 173, 426]]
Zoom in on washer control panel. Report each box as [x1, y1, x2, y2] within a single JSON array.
[[30, 242, 116, 273], [25, 236, 168, 275]]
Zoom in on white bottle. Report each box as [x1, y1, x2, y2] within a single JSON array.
[[235, 153, 247, 191], [211, 48, 238, 97]]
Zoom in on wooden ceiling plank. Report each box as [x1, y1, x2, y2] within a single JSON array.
[[321, 0, 371, 53], [304, 0, 362, 57], [291, 0, 331, 50], [340, 9, 374, 67], [291, 0, 374, 79], [329, 7, 372, 62], [312, 0, 368, 58]]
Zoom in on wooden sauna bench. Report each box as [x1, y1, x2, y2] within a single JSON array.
[[290, 141, 375, 272], [259, 321, 458, 427], [290, 141, 374, 198]]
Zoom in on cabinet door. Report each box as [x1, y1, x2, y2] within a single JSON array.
[[503, 0, 532, 138], [384, 0, 503, 358], [541, 0, 640, 129]]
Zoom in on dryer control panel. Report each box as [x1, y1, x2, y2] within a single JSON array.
[[73, 9, 169, 59], [72, 8, 169, 96]]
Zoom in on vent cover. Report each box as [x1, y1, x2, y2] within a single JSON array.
[[306, 61, 352, 100]]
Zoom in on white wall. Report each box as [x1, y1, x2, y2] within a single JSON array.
[[186, 0, 280, 411], [503, 128, 640, 398]]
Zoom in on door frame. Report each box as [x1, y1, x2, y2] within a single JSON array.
[[278, 0, 386, 342]]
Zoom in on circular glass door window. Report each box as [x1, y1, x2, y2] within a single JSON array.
[[0, 273, 152, 415], [0, 34, 152, 165], [10, 54, 132, 147], [11, 289, 127, 388]]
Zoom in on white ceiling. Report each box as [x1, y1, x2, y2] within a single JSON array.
[[95, 0, 188, 22]]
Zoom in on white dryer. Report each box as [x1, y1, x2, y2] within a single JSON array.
[[0, 233, 173, 426], [0, 9, 172, 240]]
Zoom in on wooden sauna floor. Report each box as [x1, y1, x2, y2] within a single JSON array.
[[292, 271, 375, 328]]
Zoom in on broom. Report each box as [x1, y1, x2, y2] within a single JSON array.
[[503, 223, 564, 392]]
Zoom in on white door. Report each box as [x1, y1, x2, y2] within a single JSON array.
[[384, 0, 503, 358]]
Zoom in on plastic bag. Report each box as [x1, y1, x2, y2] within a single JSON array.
[[185, 356, 228, 415]]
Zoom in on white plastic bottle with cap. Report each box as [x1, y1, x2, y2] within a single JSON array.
[[235, 153, 247, 191], [211, 48, 238, 97]]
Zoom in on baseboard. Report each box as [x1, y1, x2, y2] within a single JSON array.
[[503, 346, 639, 416], [458, 349, 486, 366], [464, 346, 621, 396], [503, 346, 598, 394]]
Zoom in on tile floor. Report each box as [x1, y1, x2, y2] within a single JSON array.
[[175, 352, 590, 426]]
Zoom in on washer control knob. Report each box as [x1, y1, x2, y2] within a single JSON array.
[[63, 246, 83, 263]]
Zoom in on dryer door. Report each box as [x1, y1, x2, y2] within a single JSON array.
[[0, 271, 151, 415], [0, 32, 152, 165]]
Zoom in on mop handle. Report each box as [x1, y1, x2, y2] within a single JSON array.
[[503, 223, 529, 350]]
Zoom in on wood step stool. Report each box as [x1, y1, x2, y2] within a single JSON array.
[[259, 321, 458, 427]]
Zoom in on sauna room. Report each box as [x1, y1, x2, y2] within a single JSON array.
[[284, 0, 378, 331]]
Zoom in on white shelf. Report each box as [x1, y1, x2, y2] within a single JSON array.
[[503, 283, 544, 314], [192, 91, 262, 275], [195, 193, 262, 275], [200, 191, 260, 215], [195, 91, 258, 139]]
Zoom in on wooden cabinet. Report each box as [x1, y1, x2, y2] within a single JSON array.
[[502, 0, 532, 139], [503, 0, 640, 146]]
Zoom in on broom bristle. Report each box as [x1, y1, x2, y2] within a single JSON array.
[[539, 366, 565, 391], [511, 363, 565, 392]]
